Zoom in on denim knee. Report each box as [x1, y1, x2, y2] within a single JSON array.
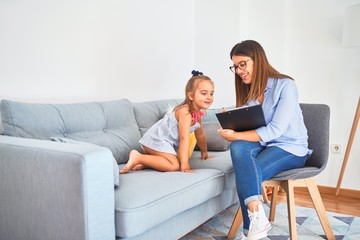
[[230, 140, 261, 160]]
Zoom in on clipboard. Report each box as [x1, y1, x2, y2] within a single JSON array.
[[215, 104, 266, 131]]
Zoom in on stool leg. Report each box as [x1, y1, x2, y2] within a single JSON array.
[[269, 186, 278, 222], [305, 178, 335, 240], [262, 186, 269, 203], [282, 180, 297, 240]]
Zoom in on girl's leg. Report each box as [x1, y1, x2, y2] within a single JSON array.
[[120, 146, 180, 174]]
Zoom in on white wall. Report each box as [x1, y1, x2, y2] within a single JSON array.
[[0, 0, 239, 106], [0, 0, 196, 103], [0, 0, 359, 190], [193, 0, 239, 107]]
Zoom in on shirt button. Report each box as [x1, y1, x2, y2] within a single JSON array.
[[63, 133, 68, 137]]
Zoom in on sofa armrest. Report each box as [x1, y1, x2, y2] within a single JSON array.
[[0, 136, 115, 240]]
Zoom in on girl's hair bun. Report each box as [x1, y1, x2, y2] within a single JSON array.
[[191, 70, 203, 76]]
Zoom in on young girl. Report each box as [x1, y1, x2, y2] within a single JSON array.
[[120, 70, 214, 174]]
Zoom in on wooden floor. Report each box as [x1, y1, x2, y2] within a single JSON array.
[[268, 186, 360, 217]]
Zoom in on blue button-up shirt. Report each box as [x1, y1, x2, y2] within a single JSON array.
[[245, 78, 311, 157]]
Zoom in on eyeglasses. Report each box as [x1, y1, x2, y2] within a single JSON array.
[[229, 59, 252, 73]]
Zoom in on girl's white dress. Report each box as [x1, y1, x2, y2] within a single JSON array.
[[139, 112, 200, 155]]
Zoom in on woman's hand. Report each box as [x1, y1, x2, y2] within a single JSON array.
[[218, 128, 262, 142], [217, 128, 237, 141]]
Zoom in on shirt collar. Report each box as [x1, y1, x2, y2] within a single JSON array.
[[266, 77, 276, 91]]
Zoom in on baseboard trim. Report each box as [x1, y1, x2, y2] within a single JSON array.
[[293, 185, 360, 200]]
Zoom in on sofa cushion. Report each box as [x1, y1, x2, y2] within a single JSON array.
[[190, 150, 234, 190], [0, 99, 142, 163], [114, 168, 224, 238], [0, 111, 3, 135], [202, 108, 222, 122], [197, 121, 230, 151], [201, 106, 235, 122], [132, 99, 182, 136]]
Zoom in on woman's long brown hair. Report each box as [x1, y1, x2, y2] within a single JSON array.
[[230, 40, 293, 107]]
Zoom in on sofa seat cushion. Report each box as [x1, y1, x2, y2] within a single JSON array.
[[190, 150, 235, 190], [114, 168, 224, 238], [0, 99, 142, 163]]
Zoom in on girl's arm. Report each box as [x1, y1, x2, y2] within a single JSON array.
[[194, 120, 209, 160], [176, 107, 193, 172]]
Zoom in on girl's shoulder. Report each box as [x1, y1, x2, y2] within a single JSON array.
[[174, 104, 191, 119], [175, 104, 190, 113]]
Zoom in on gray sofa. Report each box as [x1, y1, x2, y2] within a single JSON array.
[[0, 98, 238, 240]]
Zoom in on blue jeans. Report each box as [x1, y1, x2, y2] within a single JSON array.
[[230, 140, 308, 233]]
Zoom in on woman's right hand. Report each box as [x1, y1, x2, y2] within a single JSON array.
[[218, 128, 237, 141], [218, 128, 262, 142]]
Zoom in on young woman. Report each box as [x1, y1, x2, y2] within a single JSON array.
[[120, 70, 214, 174], [218, 40, 311, 240]]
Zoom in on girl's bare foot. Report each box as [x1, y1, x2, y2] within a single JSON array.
[[120, 150, 141, 174], [132, 164, 145, 171]]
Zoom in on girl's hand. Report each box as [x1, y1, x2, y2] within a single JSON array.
[[218, 128, 236, 141], [201, 151, 208, 160], [181, 162, 193, 173], [201, 151, 214, 160]]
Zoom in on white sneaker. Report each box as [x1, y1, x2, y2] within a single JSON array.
[[246, 204, 271, 240], [234, 232, 247, 240]]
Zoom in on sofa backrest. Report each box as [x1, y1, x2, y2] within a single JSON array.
[[132, 99, 182, 136], [0, 99, 142, 164], [0, 111, 3, 135], [133, 99, 231, 152], [0, 98, 230, 163]]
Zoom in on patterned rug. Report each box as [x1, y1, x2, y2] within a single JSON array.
[[180, 202, 360, 240]]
